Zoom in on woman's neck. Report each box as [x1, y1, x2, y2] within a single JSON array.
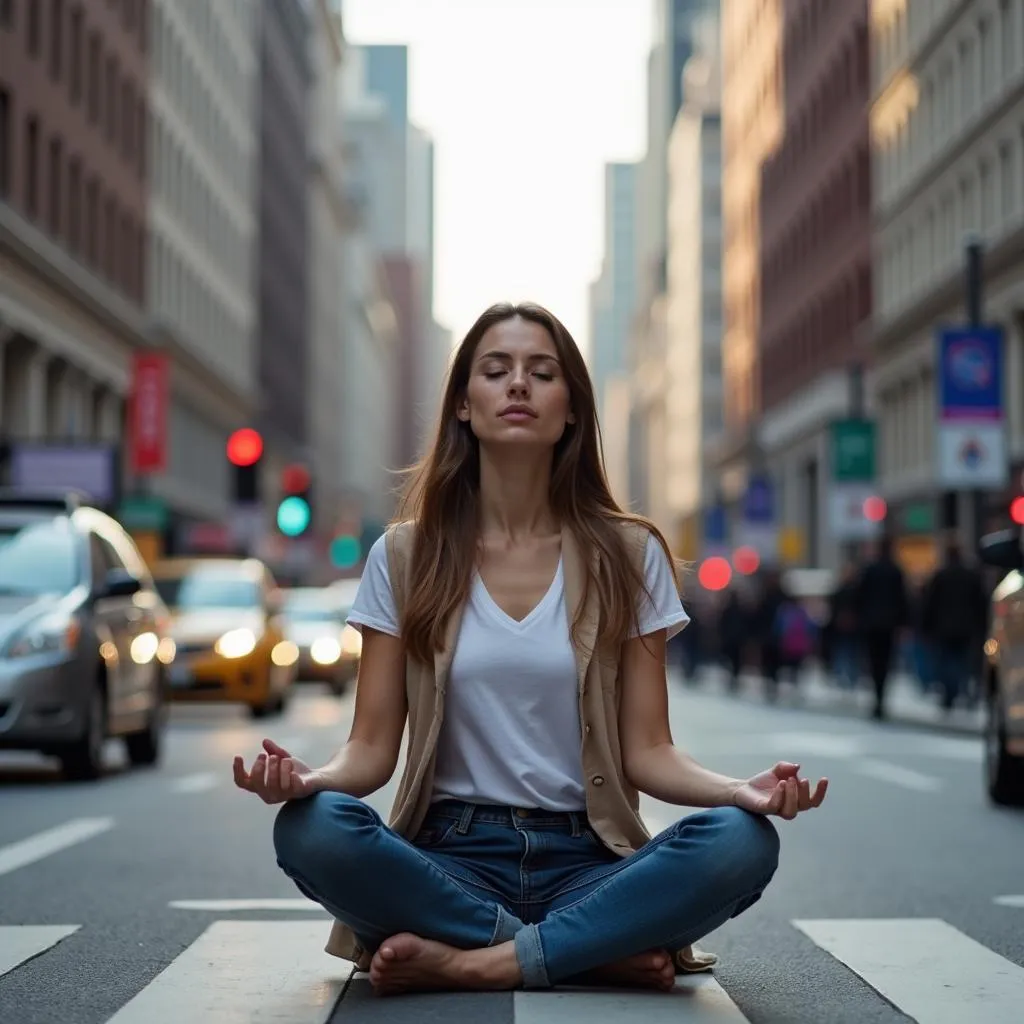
[[477, 447, 557, 541]]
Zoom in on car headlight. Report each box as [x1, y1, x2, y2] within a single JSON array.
[[4, 612, 82, 659], [310, 636, 342, 665], [214, 628, 257, 659], [340, 625, 362, 657]]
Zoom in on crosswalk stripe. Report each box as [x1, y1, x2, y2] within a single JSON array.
[[168, 772, 219, 794], [168, 898, 325, 911], [0, 818, 114, 877], [0, 925, 79, 979], [514, 973, 750, 1022], [793, 918, 1024, 1023], [104, 920, 350, 1024]]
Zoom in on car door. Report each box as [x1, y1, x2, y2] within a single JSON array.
[[1001, 572, 1024, 753]]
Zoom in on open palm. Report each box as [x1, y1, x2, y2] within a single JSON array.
[[733, 761, 828, 820], [232, 738, 325, 804]]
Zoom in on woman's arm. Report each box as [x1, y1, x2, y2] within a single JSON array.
[[318, 627, 408, 797], [618, 629, 741, 808]]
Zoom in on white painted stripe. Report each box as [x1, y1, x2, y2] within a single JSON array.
[[993, 895, 1024, 909], [0, 925, 79, 979], [855, 758, 942, 792], [169, 772, 219, 794], [514, 973, 750, 1022], [106, 921, 349, 1024], [794, 918, 1024, 1023], [169, 898, 324, 912], [0, 818, 114, 877]]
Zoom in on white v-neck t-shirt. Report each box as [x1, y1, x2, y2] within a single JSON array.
[[347, 532, 689, 812]]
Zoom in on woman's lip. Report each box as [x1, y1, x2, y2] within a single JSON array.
[[500, 410, 535, 419]]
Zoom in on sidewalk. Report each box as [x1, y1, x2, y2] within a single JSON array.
[[680, 665, 985, 737]]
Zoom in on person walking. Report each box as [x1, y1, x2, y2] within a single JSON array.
[[233, 303, 828, 995]]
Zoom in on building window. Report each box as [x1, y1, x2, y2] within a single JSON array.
[[999, 142, 1014, 219], [121, 78, 133, 159], [121, 212, 133, 294], [48, 135, 62, 235], [0, 88, 9, 198], [49, 0, 63, 79], [67, 156, 81, 251], [104, 194, 116, 279], [87, 33, 100, 122], [0, 0, 14, 29], [136, 98, 145, 178], [27, 0, 40, 56], [84, 176, 98, 265], [105, 55, 118, 142], [25, 115, 39, 219], [69, 6, 82, 102]]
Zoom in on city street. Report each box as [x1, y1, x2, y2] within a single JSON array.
[[1, 676, 1022, 1024]]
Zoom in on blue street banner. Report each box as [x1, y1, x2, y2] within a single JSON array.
[[742, 474, 775, 524], [935, 325, 1008, 488], [937, 325, 1004, 421], [703, 505, 727, 545]]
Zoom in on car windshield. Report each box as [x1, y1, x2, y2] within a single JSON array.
[[155, 573, 260, 610], [0, 519, 81, 596], [283, 591, 344, 623]]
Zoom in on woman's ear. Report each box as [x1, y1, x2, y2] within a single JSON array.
[[566, 409, 576, 425], [457, 397, 471, 422]]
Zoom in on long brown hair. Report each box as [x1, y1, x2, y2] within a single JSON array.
[[395, 302, 677, 665]]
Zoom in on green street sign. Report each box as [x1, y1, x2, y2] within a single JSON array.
[[831, 419, 876, 483], [118, 495, 168, 531], [902, 502, 935, 533]]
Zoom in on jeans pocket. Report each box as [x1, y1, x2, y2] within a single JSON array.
[[411, 820, 458, 849]]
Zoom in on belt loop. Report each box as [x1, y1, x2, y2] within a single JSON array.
[[569, 811, 582, 838], [456, 802, 476, 834]]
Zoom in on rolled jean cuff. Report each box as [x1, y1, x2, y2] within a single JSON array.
[[491, 905, 524, 945], [514, 924, 550, 989]]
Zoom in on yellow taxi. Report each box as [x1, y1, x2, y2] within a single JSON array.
[[152, 557, 297, 718]]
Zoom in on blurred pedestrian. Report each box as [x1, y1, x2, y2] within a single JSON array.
[[921, 539, 988, 711], [826, 562, 861, 690], [853, 534, 908, 720], [719, 586, 748, 691], [233, 302, 827, 995]]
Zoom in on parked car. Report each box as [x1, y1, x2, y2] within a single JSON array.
[[978, 527, 1024, 806], [282, 586, 361, 694], [152, 557, 297, 718], [0, 490, 171, 780]]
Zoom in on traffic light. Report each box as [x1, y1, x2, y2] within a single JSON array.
[[863, 495, 888, 523], [277, 463, 312, 538], [227, 428, 263, 503], [1010, 496, 1024, 526]]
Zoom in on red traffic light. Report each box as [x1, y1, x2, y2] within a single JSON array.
[[226, 428, 263, 467], [282, 463, 311, 493], [863, 496, 888, 522], [732, 546, 761, 575], [698, 556, 733, 591], [1010, 496, 1024, 526]]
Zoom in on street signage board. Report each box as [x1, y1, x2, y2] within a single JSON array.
[[703, 505, 728, 545], [935, 325, 1008, 488], [830, 419, 875, 482], [742, 475, 775, 524], [828, 482, 883, 542]]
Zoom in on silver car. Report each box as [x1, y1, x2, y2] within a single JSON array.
[[0, 492, 171, 780]]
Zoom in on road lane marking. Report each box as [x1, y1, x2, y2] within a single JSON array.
[[105, 921, 348, 1024], [0, 818, 114, 878], [994, 895, 1024, 909], [794, 918, 1024, 1023], [855, 758, 942, 792], [169, 772, 219, 794], [0, 925, 79, 979], [514, 973, 750, 1022], [169, 899, 325, 912]]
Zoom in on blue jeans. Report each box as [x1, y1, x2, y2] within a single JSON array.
[[273, 794, 780, 989]]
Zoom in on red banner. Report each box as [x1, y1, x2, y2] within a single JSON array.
[[129, 352, 169, 474]]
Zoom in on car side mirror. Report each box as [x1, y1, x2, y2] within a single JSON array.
[[101, 568, 142, 599], [978, 529, 1024, 572]]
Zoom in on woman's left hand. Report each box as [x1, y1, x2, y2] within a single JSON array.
[[731, 762, 828, 820]]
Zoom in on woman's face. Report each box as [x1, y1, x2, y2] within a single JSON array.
[[458, 317, 575, 448]]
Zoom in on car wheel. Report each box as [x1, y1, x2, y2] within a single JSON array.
[[125, 670, 165, 767], [985, 685, 1024, 806], [60, 682, 106, 781]]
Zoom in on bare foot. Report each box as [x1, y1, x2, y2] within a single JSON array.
[[582, 950, 676, 991], [368, 933, 521, 996]]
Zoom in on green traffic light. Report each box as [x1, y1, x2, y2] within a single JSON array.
[[330, 534, 362, 569], [277, 496, 311, 537]]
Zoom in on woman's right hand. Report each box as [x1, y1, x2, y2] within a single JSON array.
[[232, 738, 326, 803]]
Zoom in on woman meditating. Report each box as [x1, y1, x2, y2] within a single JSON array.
[[232, 302, 828, 995]]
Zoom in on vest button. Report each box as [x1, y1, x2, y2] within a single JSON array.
[[585, 723, 592, 734], [516, 808, 529, 818], [592, 775, 605, 786]]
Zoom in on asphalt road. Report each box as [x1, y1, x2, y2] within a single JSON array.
[[1, 673, 1022, 1024]]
